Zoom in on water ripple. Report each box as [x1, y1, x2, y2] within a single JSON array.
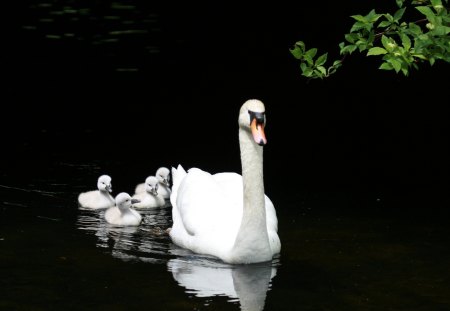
[[76, 206, 173, 264]]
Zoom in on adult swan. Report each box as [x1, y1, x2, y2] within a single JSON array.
[[169, 99, 281, 264]]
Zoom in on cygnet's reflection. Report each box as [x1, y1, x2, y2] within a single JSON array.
[[168, 248, 278, 311], [77, 206, 172, 263]]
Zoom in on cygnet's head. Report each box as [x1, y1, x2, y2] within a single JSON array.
[[115, 192, 140, 211], [156, 167, 171, 186], [97, 175, 112, 192], [145, 176, 159, 196], [238, 99, 267, 146]]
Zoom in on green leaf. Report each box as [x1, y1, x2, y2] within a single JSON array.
[[290, 46, 303, 59], [315, 53, 328, 66], [416, 6, 436, 21], [412, 53, 428, 60], [305, 48, 318, 59], [367, 47, 388, 55], [396, 0, 405, 8], [351, 14, 367, 22], [432, 25, 450, 35], [350, 21, 367, 33], [340, 44, 357, 55], [387, 57, 402, 72], [378, 21, 392, 28], [302, 67, 314, 77], [316, 66, 327, 75], [400, 33, 411, 50], [300, 62, 308, 73], [313, 69, 325, 79], [401, 67, 409, 76], [431, 0, 444, 11], [304, 54, 314, 65], [379, 62, 394, 70], [345, 33, 359, 43], [407, 23, 423, 35], [294, 41, 305, 52], [366, 9, 382, 23], [381, 35, 397, 52], [394, 8, 406, 21], [384, 13, 394, 22]]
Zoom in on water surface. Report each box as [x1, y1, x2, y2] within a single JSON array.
[[1, 156, 449, 310]]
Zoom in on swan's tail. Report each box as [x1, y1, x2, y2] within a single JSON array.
[[170, 164, 187, 207]]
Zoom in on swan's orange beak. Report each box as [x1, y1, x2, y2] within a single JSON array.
[[251, 118, 267, 146]]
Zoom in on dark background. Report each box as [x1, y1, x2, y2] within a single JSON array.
[[5, 1, 449, 202]]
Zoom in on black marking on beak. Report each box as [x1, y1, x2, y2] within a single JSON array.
[[248, 110, 265, 125]]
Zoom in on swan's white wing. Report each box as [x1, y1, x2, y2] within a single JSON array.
[[170, 168, 242, 254], [176, 168, 239, 236]]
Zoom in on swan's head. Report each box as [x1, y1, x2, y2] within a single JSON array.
[[97, 175, 112, 193], [239, 99, 267, 146], [145, 176, 159, 196], [156, 167, 171, 187], [115, 192, 140, 211]]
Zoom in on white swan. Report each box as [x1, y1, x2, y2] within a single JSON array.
[[132, 176, 165, 209], [105, 192, 142, 226], [169, 99, 281, 264], [134, 167, 171, 199], [78, 175, 115, 209]]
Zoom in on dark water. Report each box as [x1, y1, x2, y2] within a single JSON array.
[[1, 156, 449, 310], [4, 1, 450, 310]]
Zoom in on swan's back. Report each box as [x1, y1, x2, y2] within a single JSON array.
[[132, 191, 165, 209], [104, 206, 142, 226], [78, 190, 114, 209], [170, 167, 242, 255]]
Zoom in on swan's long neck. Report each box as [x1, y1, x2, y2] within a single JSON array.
[[230, 129, 271, 263]]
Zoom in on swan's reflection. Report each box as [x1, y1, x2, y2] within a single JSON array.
[[168, 249, 278, 311], [77, 206, 172, 263]]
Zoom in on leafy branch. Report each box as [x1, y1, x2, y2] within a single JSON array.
[[290, 0, 450, 79]]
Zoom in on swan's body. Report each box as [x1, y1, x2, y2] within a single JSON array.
[[135, 167, 171, 199], [78, 175, 114, 209], [105, 192, 142, 226], [132, 176, 165, 208], [169, 99, 280, 264]]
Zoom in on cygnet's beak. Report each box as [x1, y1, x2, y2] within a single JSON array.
[[151, 188, 158, 196], [106, 185, 112, 193], [131, 199, 140, 204], [163, 179, 170, 187]]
